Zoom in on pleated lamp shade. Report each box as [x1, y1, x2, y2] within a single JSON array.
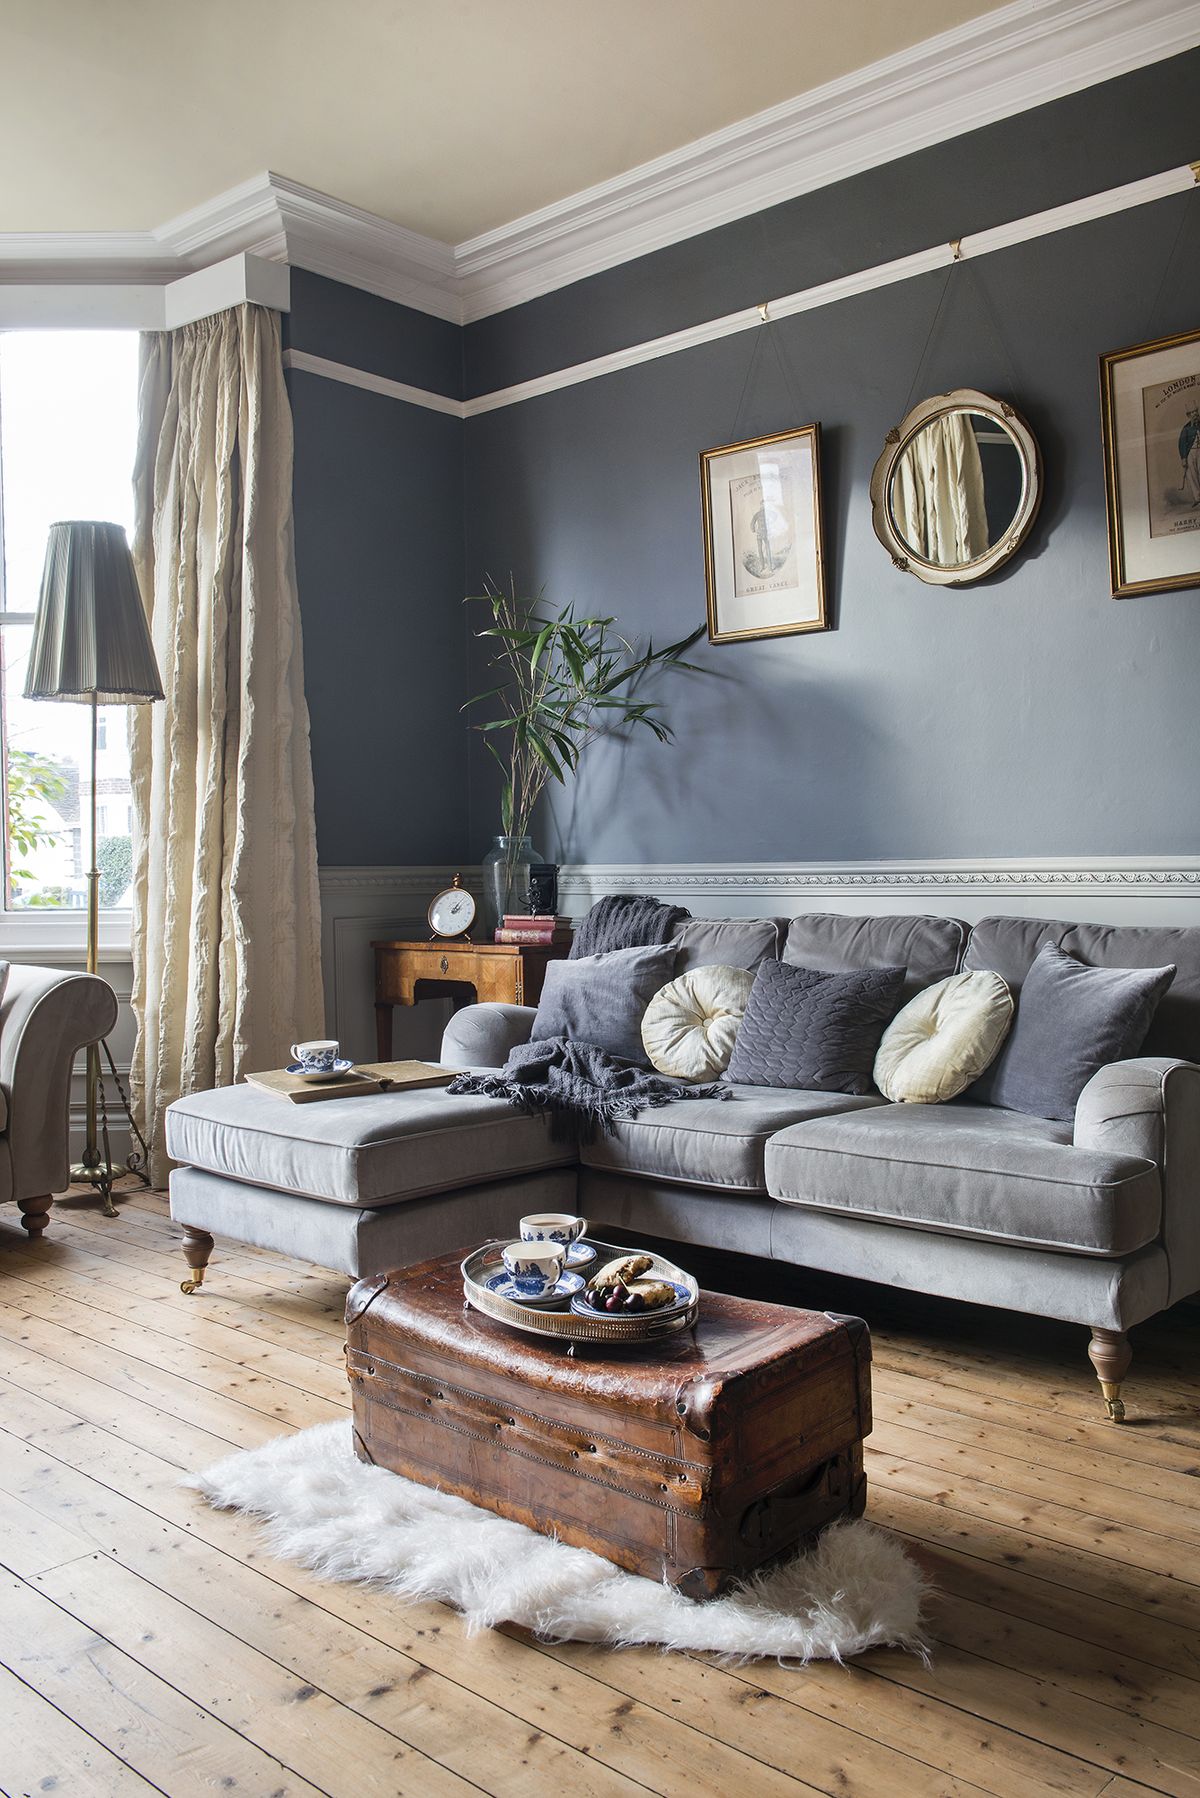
[[24, 520, 164, 704]]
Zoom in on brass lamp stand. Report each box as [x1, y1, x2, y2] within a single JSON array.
[[25, 521, 164, 1215]]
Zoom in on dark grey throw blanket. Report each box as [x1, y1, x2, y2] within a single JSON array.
[[447, 1036, 727, 1143], [569, 893, 690, 959]]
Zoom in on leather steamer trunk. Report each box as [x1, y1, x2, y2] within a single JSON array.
[[345, 1250, 871, 1599]]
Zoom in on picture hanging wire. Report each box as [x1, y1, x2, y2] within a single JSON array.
[[1144, 169, 1200, 339], [727, 304, 812, 445], [899, 240, 1024, 419]]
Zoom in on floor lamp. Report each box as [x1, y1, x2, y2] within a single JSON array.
[[24, 520, 164, 1215]]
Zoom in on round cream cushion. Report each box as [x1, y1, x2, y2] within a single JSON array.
[[641, 964, 757, 1081], [874, 970, 1013, 1104]]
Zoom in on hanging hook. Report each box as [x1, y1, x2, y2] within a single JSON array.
[[949, 238, 964, 262], [757, 301, 770, 323]]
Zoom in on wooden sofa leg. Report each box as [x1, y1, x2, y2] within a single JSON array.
[[180, 1226, 214, 1295], [17, 1195, 52, 1239], [1088, 1328, 1132, 1422]]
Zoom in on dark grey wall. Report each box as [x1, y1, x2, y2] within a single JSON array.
[[286, 273, 467, 863], [463, 49, 1200, 864]]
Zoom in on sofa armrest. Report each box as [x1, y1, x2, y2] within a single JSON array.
[[0, 965, 118, 1201], [441, 1003, 537, 1071], [1075, 1057, 1200, 1305]]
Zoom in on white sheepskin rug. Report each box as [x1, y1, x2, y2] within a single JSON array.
[[191, 1421, 931, 1664]]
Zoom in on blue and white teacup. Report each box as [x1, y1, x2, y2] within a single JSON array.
[[501, 1240, 566, 1297], [291, 1038, 340, 1073], [519, 1212, 588, 1248]]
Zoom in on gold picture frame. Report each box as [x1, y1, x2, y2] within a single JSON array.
[[699, 424, 828, 643], [1101, 326, 1200, 597]]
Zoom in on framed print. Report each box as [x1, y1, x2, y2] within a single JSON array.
[[699, 424, 827, 643], [1101, 327, 1200, 596]]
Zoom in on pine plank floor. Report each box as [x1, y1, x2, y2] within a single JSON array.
[[0, 1184, 1197, 1798]]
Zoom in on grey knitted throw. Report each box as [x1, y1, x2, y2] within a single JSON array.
[[447, 1036, 726, 1144], [569, 893, 691, 959]]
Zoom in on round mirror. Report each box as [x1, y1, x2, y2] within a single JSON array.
[[869, 389, 1041, 585]]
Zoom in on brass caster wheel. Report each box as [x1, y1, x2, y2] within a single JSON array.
[[180, 1275, 204, 1296], [1104, 1393, 1126, 1423]]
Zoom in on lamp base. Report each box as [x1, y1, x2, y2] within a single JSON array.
[[74, 1037, 153, 1218]]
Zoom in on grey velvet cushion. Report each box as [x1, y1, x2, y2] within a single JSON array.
[[969, 942, 1174, 1121], [726, 959, 905, 1093], [165, 1083, 575, 1207], [963, 914, 1200, 1063], [785, 913, 966, 999], [531, 941, 678, 1063], [670, 916, 785, 973], [579, 1085, 884, 1193], [765, 1103, 1161, 1257]]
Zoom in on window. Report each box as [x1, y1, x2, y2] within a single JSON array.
[[0, 330, 140, 910]]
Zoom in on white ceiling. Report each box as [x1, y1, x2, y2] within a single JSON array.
[[4, 0, 1008, 243]]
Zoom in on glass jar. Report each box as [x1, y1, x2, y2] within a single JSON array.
[[481, 835, 542, 934]]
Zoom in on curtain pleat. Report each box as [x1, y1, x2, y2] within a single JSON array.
[[130, 305, 324, 1181]]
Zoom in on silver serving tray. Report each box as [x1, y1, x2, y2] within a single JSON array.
[[462, 1237, 699, 1345]]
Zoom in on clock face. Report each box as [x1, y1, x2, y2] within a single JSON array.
[[428, 885, 477, 937]]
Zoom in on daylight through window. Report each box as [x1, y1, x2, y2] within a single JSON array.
[[0, 330, 140, 909]]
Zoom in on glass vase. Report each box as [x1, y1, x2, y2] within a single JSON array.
[[481, 835, 542, 934]]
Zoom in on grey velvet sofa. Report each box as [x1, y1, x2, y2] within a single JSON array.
[[164, 911, 1200, 1422], [0, 963, 118, 1237]]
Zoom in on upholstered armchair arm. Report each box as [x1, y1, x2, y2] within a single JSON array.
[[441, 1003, 537, 1071], [0, 965, 118, 1202], [1075, 1057, 1200, 1305]]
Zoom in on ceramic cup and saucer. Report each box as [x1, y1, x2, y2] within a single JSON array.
[[489, 1240, 586, 1306], [519, 1211, 596, 1271], [287, 1039, 354, 1082]]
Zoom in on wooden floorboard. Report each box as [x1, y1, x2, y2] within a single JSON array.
[[1, 1188, 1197, 1798]]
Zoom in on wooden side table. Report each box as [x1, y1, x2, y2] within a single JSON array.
[[371, 938, 570, 1059]]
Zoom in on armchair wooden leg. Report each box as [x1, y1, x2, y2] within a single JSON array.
[[17, 1195, 52, 1239], [1088, 1328, 1132, 1422], [180, 1226, 214, 1295]]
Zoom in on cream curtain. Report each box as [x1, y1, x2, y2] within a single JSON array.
[[130, 304, 324, 1181], [892, 413, 989, 566]]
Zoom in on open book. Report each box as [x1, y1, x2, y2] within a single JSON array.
[[244, 1060, 458, 1104]]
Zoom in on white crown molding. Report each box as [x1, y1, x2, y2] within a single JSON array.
[[554, 858, 1200, 902], [2, 0, 1196, 324], [452, 0, 1200, 320]]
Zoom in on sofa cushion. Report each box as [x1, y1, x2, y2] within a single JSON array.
[[580, 1085, 885, 1194], [976, 943, 1174, 1121], [726, 959, 905, 1093], [531, 941, 678, 1063], [165, 1083, 575, 1208], [765, 1103, 1161, 1256], [641, 964, 756, 1080], [784, 912, 966, 1000], [874, 970, 1013, 1104], [963, 915, 1200, 1063], [670, 916, 785, 972]]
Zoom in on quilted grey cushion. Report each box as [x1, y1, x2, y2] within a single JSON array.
[[726, 958, 906, 1093]]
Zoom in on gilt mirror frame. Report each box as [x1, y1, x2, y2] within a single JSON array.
[[869, 388, 1042, 587]]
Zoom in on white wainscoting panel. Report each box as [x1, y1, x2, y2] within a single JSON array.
[[318, 866, 486, 1062]]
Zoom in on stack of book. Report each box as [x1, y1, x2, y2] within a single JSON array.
[[494, 913, 572, 945]]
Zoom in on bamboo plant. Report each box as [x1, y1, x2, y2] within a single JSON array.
[[465, 580, 704, 882]]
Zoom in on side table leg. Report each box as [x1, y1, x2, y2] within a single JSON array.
[[375, 1002, 393, 1060]]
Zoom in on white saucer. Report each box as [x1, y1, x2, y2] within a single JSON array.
[[286, 1058, 355, 1082], [485, 1269, 585, 1306]]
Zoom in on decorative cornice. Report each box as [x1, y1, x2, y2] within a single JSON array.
[[2, 0, 1196, 322], [452, 0, 1200, 321]]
